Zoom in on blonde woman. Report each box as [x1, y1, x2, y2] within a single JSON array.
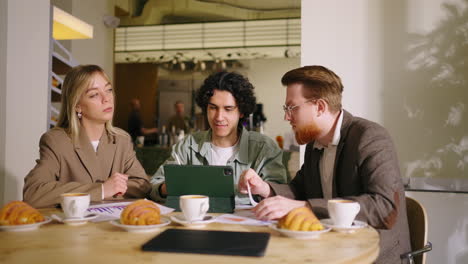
[[23, 65, 151, 208]]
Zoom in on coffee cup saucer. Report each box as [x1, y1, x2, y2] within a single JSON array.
[[320, 219, 368, 233], [52, 213, 98, 226], [170, 214, 216, 228]]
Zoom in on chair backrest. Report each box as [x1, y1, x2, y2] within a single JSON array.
[[405, 196, 428, 264]]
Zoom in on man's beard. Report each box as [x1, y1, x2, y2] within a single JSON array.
[[294, 122, 322, 145]]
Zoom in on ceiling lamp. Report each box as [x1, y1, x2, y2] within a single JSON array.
[[53, 6, 93, 40]]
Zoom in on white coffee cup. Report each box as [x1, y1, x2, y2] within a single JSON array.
[[137, 136, 145, 147], [328, 199, 360, 227], [179, 195, 209, 222], [60, 193, 90, 219]]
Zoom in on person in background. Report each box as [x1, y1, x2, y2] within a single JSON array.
[[127, 98, 158, 143], [167, 100, 191, 134], [23, 65, 151, 208], [150, 71, 287, 205], [239, 65, 411, 263]]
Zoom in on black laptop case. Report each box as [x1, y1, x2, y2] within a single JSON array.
[[142, 229, 270, 257]]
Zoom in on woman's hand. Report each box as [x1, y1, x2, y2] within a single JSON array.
[[103, 173, 128, 198]]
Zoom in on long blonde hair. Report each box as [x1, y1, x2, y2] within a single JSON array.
[[56, 64, 119, 142]]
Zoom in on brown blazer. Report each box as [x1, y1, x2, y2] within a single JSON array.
[[269, 110, 411, 264], [23, 127, 151, 208]]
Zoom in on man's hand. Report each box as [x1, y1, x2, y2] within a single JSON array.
[[252, 195, 306, 220], [103, 173, 128, 198], [238, 169, 271, 198], [160, 183, 167, 197]]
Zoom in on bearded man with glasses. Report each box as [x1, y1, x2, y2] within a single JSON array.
[[239, 65, 411, 264]]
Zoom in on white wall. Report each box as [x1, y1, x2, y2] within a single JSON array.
[[301, 0, 383, 122], [242, 58, 300, 139], [70, 0, 115, 79], [0, 0, 115, 204], [51, 0, 115, 78], [0, 0, 7, 206], [301, 0, 468, 263], [0, 0, 50, 204]]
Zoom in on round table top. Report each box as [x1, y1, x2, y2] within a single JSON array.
[[0, 209, 379, 264]]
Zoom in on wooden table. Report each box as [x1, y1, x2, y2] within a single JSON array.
[[0, 209, 379, 264]]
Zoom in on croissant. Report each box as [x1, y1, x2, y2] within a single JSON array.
[[0, 201, 45, 225], [120, 200, 161, 225], [278, 207, 324, 231]]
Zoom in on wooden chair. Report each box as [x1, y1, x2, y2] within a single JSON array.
[[401, 196, 432, 264]]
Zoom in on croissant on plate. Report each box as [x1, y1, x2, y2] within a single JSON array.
[[0, 201, 45, 225], [278, 207, 324, 231], [120, 199, 161, 225]]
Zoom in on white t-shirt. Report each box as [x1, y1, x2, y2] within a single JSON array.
[[90, 140, 103, 198], [91, 140, 100, 152], [210, 142, 239, 165]]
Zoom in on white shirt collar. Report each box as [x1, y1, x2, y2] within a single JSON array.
[[90, 140, 100, 152], [313, 110, 343, 149], [331, 110, 343, 146]]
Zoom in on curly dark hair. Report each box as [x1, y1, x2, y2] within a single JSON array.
[[196, 71, 257, 128]]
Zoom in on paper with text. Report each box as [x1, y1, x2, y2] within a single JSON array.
[[215, 213, 273, 226]]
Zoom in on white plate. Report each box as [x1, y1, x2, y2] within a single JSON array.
[[170, 214, 216, 228], [110, 217, 170, 233], [0, 216, 52, 232], [320, 219, 368, 233], [61, 214, 98, 226], [270, 224, 331, 239]]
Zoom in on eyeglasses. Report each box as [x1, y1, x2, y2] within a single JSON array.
[[282, 99, 316, 116]]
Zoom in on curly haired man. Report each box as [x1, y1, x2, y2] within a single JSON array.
[[150, 71, 287, 205]]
